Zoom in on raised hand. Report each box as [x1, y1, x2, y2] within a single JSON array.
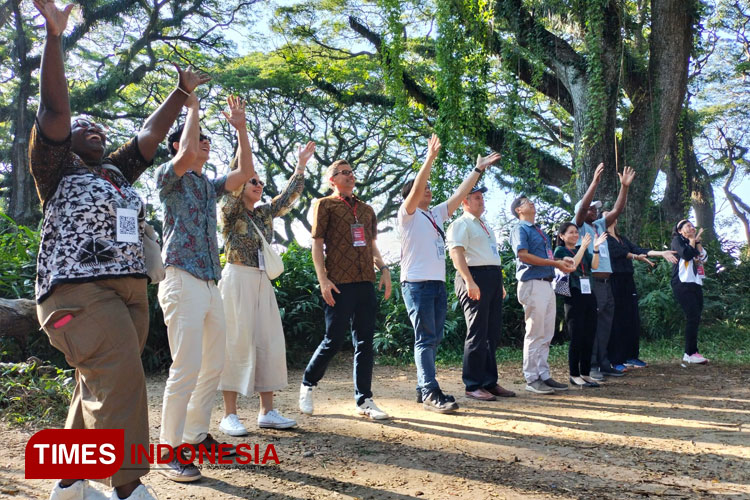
[[174, 64, 211, 94], [618, 166, 636, 187], [297, 141, 316, 168], [33, 0, 74, 37], [592, 163, 604, 184], [427, 134, 441, 160], [222, 95, 247, 131], [594, 232, 608, 249], [695, 228, 704, 242], [476, 152, 502, 171], [580, 233, 593, 248]]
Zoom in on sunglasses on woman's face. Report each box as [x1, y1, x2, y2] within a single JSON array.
[[249, 178, 264, 187], [199, 134, 211, 143]]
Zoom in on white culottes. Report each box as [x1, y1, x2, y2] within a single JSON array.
[[218, 263, 288, 395]]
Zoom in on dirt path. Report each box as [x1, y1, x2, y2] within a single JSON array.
[[2, 361, 749, 499]]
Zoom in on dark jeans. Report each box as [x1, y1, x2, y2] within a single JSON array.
[[591, 276, 614, 368], [455, 266, 503, 392], [402, 281, 447, 397], [563, 286, 597, 377], [672, 282, 703, 355], [609, 272, 641, 365], [303, 282, 377, 405]]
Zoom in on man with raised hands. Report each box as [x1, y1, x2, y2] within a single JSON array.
[[400, 138, 506, 412]]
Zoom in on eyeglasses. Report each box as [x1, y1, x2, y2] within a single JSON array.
[[249, 178, 264, 187], [199, 134, 211, 143], [71, 118, 106, 133], [333, 169, 354, 177]]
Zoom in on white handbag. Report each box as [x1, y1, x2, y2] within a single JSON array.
[[249, 219, 284, 280]]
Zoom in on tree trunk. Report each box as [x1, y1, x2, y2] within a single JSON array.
[[8, 0, 41, 227], [0, 298, 38, 355], [619, 0, 696, 239]]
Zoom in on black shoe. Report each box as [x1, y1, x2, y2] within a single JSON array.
[[417, 388, 455, 404], [423, 390, 459, 414], [600, 365, 626, 377]]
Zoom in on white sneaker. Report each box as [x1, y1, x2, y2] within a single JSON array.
[[356, 398, 389, 420], [258, 409, 298, 429], [683, 352, 709, 364], [109, 484, 158, 500], [299, 384, 314, 415], [49, 480, 107, 500], [219, 413, 248, 437]]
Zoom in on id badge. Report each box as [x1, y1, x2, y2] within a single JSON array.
[[258, 249, 265, 271], [436, 240, 446, 259], [546, 248, 553, 259], [491, 243, 500, 257], [598, 244, 609, 258], [351, 224, 366, 247], [116, 208, 139, 243], [696, 263, 705, 276], [580, 278, 592, 294]]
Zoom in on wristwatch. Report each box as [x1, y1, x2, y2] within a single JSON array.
[[473, 167, 483, 174]]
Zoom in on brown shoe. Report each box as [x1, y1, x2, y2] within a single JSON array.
[[193, 433, 236, 456], [465, 388, 496, 401], [486, 384, 516, 398]]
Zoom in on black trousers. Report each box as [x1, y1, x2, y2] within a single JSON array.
[[608, 272, 641, 365], [454, 266, 503, 392], [303, 282, 377, 405], [563, 286, 597, 376], [672, 282, 703, 355]]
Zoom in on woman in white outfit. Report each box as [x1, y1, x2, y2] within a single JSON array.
[[218, 141, 315, 433]]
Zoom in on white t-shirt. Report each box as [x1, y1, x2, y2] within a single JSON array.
[[398, 202, 450, 282]]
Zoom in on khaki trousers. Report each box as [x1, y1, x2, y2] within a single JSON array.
[[517, 279, 557, 383], [158, 266, 225, 447], [37, 277, 150, 487]]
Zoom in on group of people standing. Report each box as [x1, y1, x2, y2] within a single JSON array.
[[29, 2, 710, 499]]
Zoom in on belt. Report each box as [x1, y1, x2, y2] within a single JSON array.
[[594, 277, 610, 282], [535, 277, 554, 282]]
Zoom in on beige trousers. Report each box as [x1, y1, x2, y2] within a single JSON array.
[[37, 277, 150, 487], [218, 263, 288, 395], [158, 266, 226, 446], [517, 279, 557, 383]]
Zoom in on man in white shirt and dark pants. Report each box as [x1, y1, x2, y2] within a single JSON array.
[[447, 183, 517, 402], [399, 137, 504, 412]]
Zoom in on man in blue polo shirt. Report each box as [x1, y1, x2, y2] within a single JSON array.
[[510, 195, 576, 394], [574, 163, 636, 378]]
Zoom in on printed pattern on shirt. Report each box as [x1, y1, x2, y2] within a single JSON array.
[[156, 161, 227, 281], [221, 173, 304, 268], [28, 122, 150, 303], [311, 195, 377, 284]]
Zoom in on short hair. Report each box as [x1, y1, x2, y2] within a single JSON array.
[[401, 179, 415, 199], [167, 124, 185, 157], [510, 194, 529, 219], [556, 222, 578, 247], [325, 160, 350, 188]]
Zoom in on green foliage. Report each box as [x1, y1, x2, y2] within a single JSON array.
[[0, 213, 39, 299], [0, 360, 73, 428]]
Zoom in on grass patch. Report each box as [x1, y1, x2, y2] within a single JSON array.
[[0, 359, 73, 429]]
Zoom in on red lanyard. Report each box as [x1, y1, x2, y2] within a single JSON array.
[[421, 211, 446, 242], [338, 196, 358, 223], [565, 247, 586, 276], [533, 225, 549, 248], [478, 219, 491, 238], [101, 170, 125, 199]]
